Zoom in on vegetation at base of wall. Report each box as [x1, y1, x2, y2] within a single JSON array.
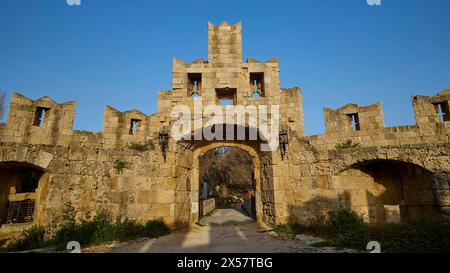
[[3, 203, 170, 252], [335, 139, 361, 149], [114, 159, 127, 174], [52, 213, 170, 249], [3, 225, 48, 252], [129, 141, 155, 152], [274, 209, 450, 253]]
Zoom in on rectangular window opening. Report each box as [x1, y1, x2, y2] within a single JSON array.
[[129, 119, 141, 135], [249, 72, 265, 97], [216, 88, 237, 106], [434, 102, 450, 123], [33, 107, 50, 127], [347, 113, 360, 131], [188, 73, 202, 97]]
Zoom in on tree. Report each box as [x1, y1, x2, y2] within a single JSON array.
[[199, 146, 254, 191], [0, 92, 6, 122]]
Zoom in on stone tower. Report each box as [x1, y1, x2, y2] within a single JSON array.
[[167, 21, 305, 136], [208, 21, 243, 67]]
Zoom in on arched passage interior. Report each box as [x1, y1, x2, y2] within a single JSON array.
[[0, 162, 46, 227], [189, 141, 275, 226], [334, 160, 440, 223], [198, 146, 257, 219]]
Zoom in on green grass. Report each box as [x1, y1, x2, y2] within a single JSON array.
[[275, 209, 450, 253], [3, 213, 170, 252]]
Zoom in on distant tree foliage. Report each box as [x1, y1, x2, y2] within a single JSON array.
[[199, 147, 254, 190]]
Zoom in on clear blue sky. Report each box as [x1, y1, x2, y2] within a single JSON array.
[[0, 0, 449, 135]]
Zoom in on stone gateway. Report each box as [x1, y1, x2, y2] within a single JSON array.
[[0, 22, 449, 236]]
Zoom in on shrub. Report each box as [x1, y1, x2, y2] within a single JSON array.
[[7, 226, 47, 252], [114, 218, 145, 241], [129, 142, 155, 152], [326, 209, 365, 235], [144, 219, 170, 238], [53, 222, 77, 248], [114, 160, 127, 174], [6, 203, 171, 252], [82, 212, 116, 244], [336, 139, 361, 149], [52, 202, 78, 247], [275, 209, 450, 253], [273, 224, 292, 235], [51, 215, 171, 250], [53, 212, 115, 247]]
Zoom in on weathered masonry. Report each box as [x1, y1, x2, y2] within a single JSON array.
[[0, 22, 449, 235]]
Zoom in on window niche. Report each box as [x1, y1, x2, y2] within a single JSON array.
[[433, 101, 450, 123], [346, 113, 360, 131], [216, 88, 237, 106], [1, 165, 43, 225], [33, 107, 50, 127], [129, 119, 141, 135], [249, 72, 265, 98], [188, 73, 202, 97]]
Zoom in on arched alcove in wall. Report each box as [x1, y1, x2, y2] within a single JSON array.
[[0, 162, 49, 228], [334, 160, 440, 223]]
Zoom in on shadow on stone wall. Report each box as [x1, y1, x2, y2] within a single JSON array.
[[287, 160, 445, 225]]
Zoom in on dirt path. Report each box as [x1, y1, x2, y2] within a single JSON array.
[[86, 209, 354, 253]]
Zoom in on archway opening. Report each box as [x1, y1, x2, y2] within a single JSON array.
[[198, 146, 257, 221], [0, 162, 44, 226], [335, 160, 440, 224], [179, 124, 277, 227]]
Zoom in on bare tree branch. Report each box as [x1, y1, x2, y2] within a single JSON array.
[[199, 147, 254, 190]]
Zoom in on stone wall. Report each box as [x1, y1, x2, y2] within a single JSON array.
[[0, 22, 449, 233], [283, 140, 450, 224], [0, 143, 178, 228]]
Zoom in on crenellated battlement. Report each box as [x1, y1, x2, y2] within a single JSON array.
[[1, 87, 449, 151], [304, 89, 450, 149], [0, 22, 448, 152], [2, 92, 76, 146], [413, 89, 450, 126], [324, 102, 384, 134], [0, 22, 449, 233]]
